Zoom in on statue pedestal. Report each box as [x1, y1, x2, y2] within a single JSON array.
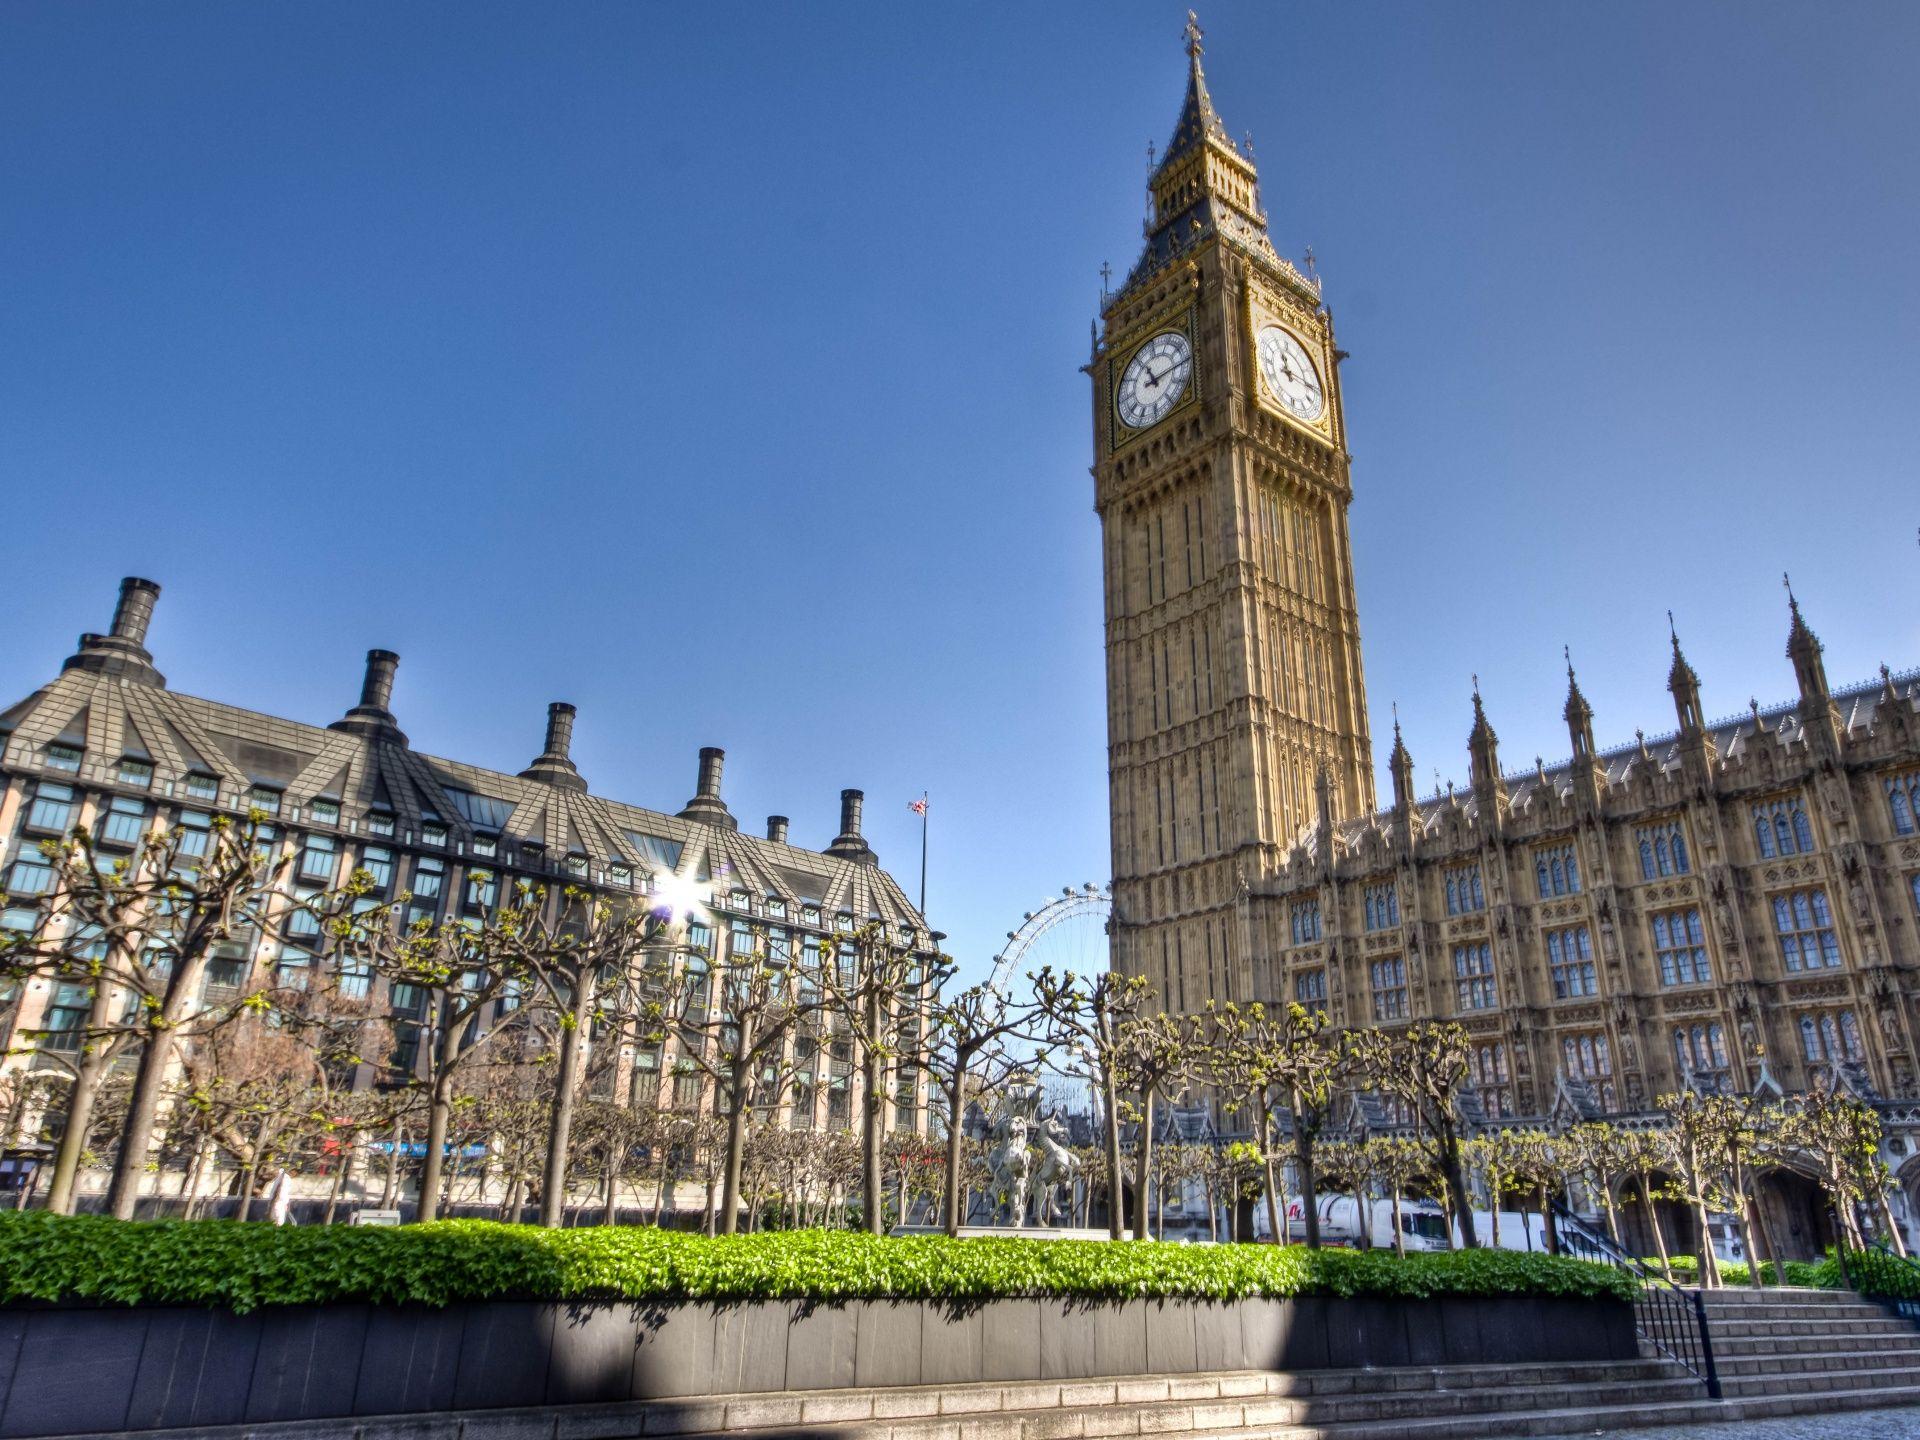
[[889, 1224, 1134, 1241]]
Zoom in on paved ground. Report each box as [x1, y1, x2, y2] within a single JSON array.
[[1572, 1409, 1920, 1438]]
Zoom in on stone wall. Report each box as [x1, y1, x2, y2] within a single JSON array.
[[0, 1295, 1636, 1437]]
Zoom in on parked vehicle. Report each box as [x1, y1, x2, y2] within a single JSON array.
[[1254, 1195, 1553, 1251]]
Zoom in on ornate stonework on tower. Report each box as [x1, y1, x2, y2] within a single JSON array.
[[1093, 17, 1373, 1012]]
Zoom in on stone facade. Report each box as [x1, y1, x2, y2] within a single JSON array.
[[1095, 31, 1920, 1168], [1092, 25, 1373, 1012], [0, 577, 938, 1136]]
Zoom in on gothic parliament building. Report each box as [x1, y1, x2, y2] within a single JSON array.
[[1094, 23, 1920, 1171]]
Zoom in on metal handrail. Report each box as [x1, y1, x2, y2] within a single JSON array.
[[1551, 1200, 1721, 1400], [1854, 1237, 1920, 1327]]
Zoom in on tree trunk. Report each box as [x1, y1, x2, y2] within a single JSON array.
[[104, 1030, 172, 1219], [46, 1041, 114, 1214], [1749, 1195, 1780, 1285], [652, 1147, 672, 1227], [539, 973, 595, 1228], [1292, 1093, 1321, 1249], [236, 1153, 260, 1223], [1638, 1176, 1673, 1280], [861, 991, 885, 1235], [1540, 1182, 1559, 1255], [1439, 1133, 1479, 1249], [323, 1141, 352, 1226], [719, 1092, 750, 1236], [1879, 1188, 1909, 1257], [943, 1080, 966, 1238], [1694, 1198, 1718, 1287], [1103, 1067, 1125, 1240], [1257, 1099, 1283, 1248], [1392, 1185, 1405, 1258], [602, 1147, 619, 1225], [1489, 1175, 1502, 1248], [418, 1068, 457, 1223], [1600, 1190, 1622, 1249], [1131, 1088, 1155, 1242]]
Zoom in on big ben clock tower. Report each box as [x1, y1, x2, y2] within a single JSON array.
[[1095, 15, 1373, 1012]]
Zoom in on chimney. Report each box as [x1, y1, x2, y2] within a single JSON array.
[[63, 575, 166, 687], [517, 701, 588, 792], [360, 650, 399, 711], [677, 745, 737, 829], [826, 788, 877, 864], [111, 577, 160, 646], [331, 649, 408, 745], [767, 815, 790, 844]]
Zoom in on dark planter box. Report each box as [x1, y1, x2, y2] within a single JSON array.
[[0, 1294, 1636, 1437]]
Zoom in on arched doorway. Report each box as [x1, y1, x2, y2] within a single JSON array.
[[1615, 1172, 1696, 1263], [1755, 1169, 1837, 1262]]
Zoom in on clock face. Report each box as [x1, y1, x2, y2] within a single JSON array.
[[1257, 324, 1325, 422], [1116, 331, 1193, 430]]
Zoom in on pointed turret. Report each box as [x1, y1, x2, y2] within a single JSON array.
[[1466, 679, 1509, 828], [1667, 614, 1705, 735], [1563, 650, 1596, 764], [1785, 580, 1832, 708], [1131, 12, 1280, 283], [1784, 578, 1842, 754], [1389, 710, 1418, 856], [1389, 709, 1417, 814]]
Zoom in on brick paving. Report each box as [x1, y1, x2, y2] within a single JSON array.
[[1578, 1405, 1920, 1438]]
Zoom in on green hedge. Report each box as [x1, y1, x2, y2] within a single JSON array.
[[1841, 1246, 1920, 1300], [0, 1211, 1637, 1313], [1648, 1254, 1842, 1289]]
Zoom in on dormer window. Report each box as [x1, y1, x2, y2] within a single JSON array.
[[44, 744, 81, 774], [183, 773, 219, 801], [471, 834, 498, 859], [309, 798, 341, 826], [420, 821, 446, 847], [116, 757, 153, 789], [246, 786, 283, 818], [564, 853, 589, 878]]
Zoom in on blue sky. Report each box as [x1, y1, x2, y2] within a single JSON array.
[[3, 3, 1916, 984]]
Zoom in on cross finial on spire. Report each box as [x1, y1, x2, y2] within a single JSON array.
[[1471, 672, 1480, 698], [1146, 140, 1156, 171], [1185, 10, 1204, 60], [1783, 570, 1800, 618], [1667, 609, 1677, 644], [1303, 244, 1317, 276], [1391, 699, 1400, 731], [1098, 260, 1112, 297], [1564, 644, 1575, 682]]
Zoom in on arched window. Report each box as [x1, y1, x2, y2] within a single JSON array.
[[1639, 840, 1655, 881], [1841, 1012, 1863, 1060], [1893, 786, 1915, 834], [1707, 1024, 1728, 1068], [1800, 1015, 1820, 1060], [1673, 1028, 1692, 1071], [1537, 859, 1551, 896], [1793, 808, 1813, 853], [1672, 831, 1689, 873], [1775, 813, 1794, 855], [1756, 816, 1776, 858]]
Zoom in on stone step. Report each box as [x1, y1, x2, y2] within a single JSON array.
[[1704, 1316, 1914, 1337], [1697, 1286, 1862, 1301], [639, 1362, 1691, 1436], [1709, 1331, 1920, 1357], [1696, 1298, 1889, 1318], [1716, 1347, 1920, 1376], [1720, 1364, 1920, 1398]]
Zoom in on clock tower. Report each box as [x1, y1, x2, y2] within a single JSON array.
[[1094, 15, 1373, 1012]]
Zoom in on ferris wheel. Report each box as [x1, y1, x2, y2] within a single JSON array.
[[987, 884, 1113, 1000]]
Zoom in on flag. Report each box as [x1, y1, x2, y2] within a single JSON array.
[[908, 796, 928, 815]]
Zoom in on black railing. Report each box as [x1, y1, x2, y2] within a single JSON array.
[[1551, 1200, 1721, 1400], [1858, 1238, 1920, 1328]]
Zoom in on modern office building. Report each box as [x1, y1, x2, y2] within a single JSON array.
[[0, 577, 938, 1139]]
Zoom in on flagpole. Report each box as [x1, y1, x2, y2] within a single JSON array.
[[918, 792, 929, 917]]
